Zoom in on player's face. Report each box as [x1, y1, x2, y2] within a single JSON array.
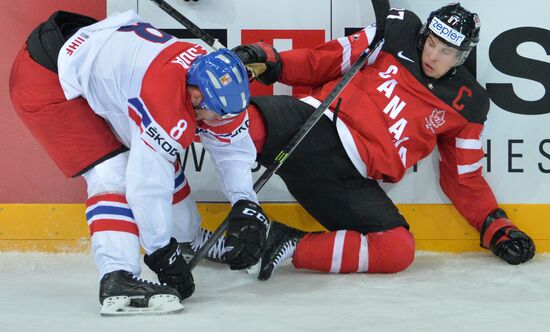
[[421, 34, 460, 79], [188, 85, 241, 123], [188, 85, 204, 109], [188, 86, 223, 121]]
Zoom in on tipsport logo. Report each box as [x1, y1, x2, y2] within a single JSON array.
[[429, 17, 465, 47]]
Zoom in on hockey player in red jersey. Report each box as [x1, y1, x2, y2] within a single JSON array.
[[227, 3, 535, 280], [10, 11, 268, 314]]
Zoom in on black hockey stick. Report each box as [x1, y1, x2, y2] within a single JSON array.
[[150, 0, 265, 78], [187, 0, 390, 271], [150, 0, 225, 50]]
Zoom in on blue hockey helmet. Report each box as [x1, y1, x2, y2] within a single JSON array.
[[187, 48, 250, 117]]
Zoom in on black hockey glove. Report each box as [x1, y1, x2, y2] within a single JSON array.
[[480, 208, 535, 265], [144, 238, 195, 300], [224, 199, 269, 270], [232, 42, 282, 85]]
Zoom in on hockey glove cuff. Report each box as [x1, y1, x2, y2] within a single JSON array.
[[480, 208, 535, 265], [144, 238, 195, 300], [232, 42, 282, 85], [224, 199, 269, 270]]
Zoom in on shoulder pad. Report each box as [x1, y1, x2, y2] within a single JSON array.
[[385, 9, 422, 33], [383, 9, 422, 46]]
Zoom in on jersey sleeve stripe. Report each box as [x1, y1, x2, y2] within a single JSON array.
[[174, 166, 186, 188], [128, 97, 152, 127], [337, 36, 352, 75], [456, 138, 482, 149], [173, 154, 188, 201], [364, 25, 382, 65], [365, 24, 376, 45], [457, 159, 483, 175], [128, 106, 145, 133], [173, 182, 191, 204]]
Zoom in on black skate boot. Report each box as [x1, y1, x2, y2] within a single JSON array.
[[99, 270, 183, 316], [179, 227, 227, 264], [258, 221, 306, 281]]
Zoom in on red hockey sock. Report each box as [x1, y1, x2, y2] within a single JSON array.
[[292, 227, 415, 273], [247, 104, 267, 153], [367, 227, 415, 273]]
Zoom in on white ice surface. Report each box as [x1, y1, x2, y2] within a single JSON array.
[[1, 252, 549, 332]]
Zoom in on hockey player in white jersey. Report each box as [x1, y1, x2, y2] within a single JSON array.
[[10, 10, 268, 315]]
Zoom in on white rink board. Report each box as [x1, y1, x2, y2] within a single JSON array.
[[108, 0, 550, 204]]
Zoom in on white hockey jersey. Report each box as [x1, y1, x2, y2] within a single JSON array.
[[57, 11, 257, 251]]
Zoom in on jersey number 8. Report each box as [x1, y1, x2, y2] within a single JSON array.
[[170, 119, 188, 140], [118, 23, 173, 44]]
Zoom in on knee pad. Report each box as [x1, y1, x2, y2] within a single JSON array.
[[367, 226, 415, 273], [82, 151, 129, 196]]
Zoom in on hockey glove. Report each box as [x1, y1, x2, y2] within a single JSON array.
[[224, 199, 269, 270], [232, 42, 282, 85], [480, 208, 535, 265], [144, 238, 195, 300]]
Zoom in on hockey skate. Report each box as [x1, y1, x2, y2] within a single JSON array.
[[179, 227, 227, 264], [99, 270, 184, 316], [257, 221, 306, 281]]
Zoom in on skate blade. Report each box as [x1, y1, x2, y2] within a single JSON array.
[[246, 261, 261, 275], [100, 295, 184, 316]]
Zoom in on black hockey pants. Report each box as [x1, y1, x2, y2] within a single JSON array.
[[251, 95, 409, 234]]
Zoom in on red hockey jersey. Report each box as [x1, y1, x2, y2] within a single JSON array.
[[278, 9, 497, 230]]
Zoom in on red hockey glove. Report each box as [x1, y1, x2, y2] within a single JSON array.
[[480, 208, 535, 265], [232, 42, 282, 85]]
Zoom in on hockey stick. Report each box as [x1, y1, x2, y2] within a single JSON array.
[[188, 0, 390, 271], [150, 0, 225, 50], [150, 0, 265, 78]]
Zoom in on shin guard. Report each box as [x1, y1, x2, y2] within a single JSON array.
[[292, 227, 414, 273]]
